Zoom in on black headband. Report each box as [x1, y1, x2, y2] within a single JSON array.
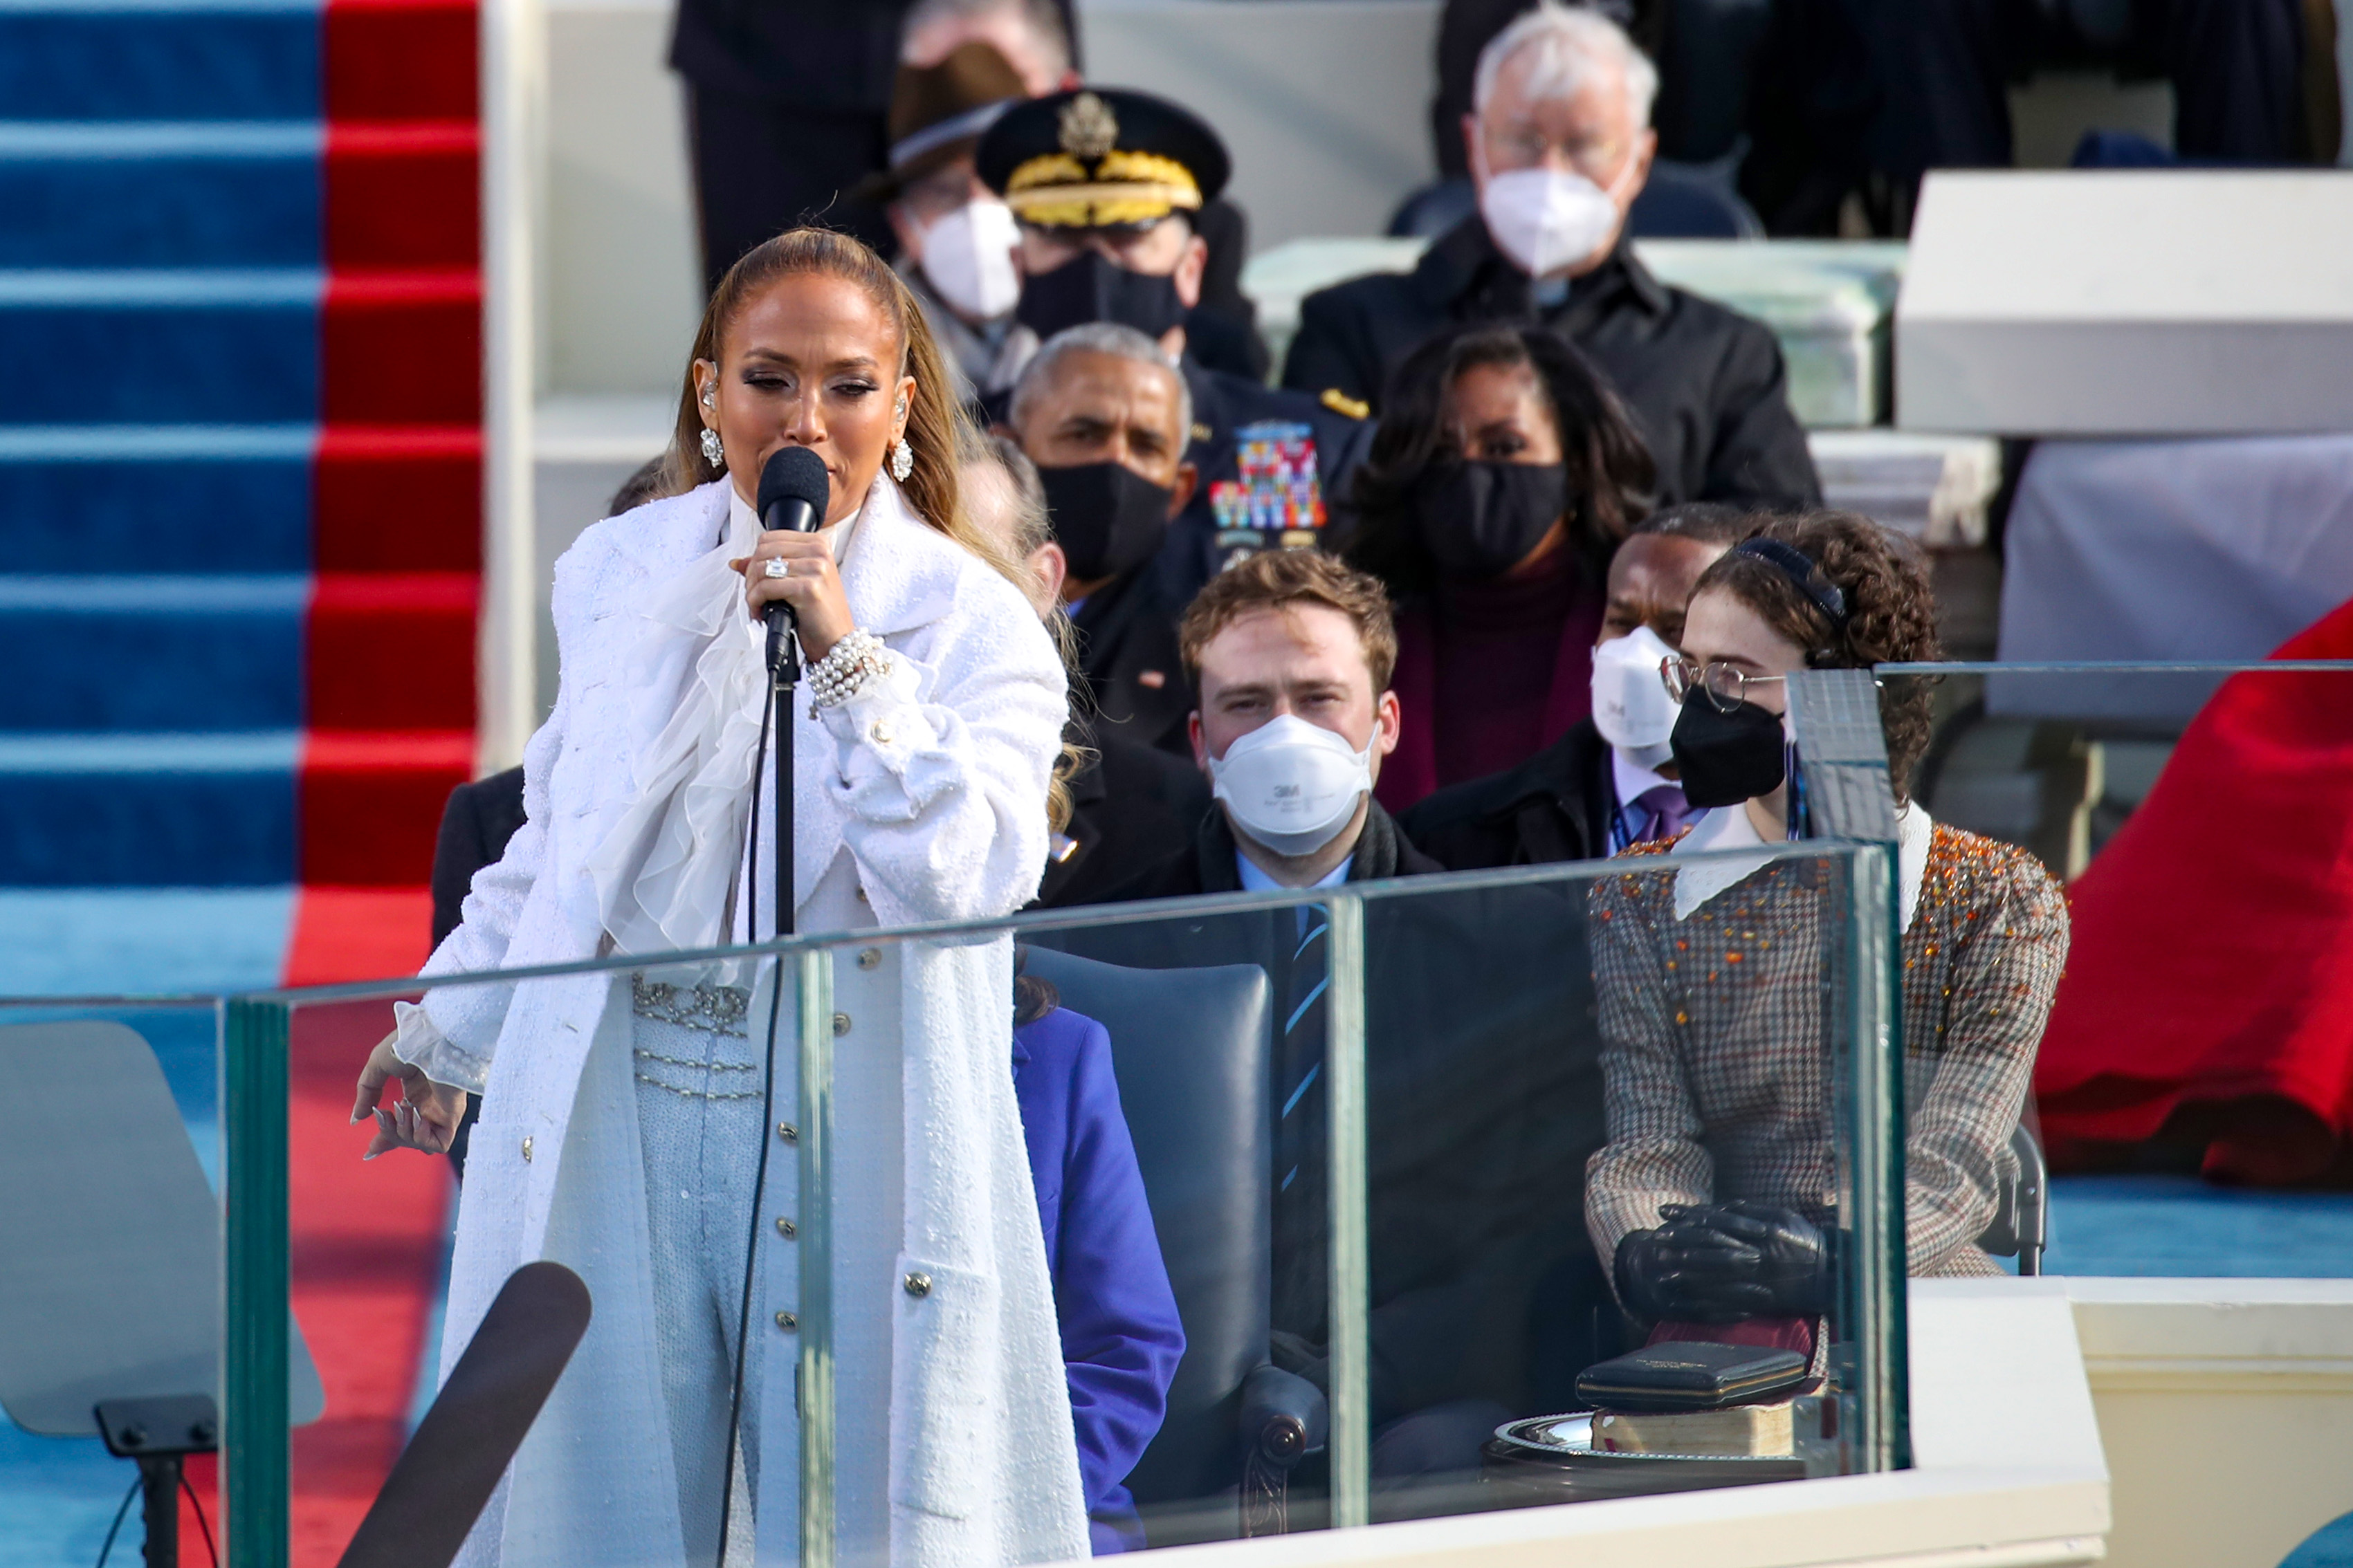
[[1734, 537, 1848, 631]]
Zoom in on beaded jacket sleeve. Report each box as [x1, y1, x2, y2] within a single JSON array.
[[1584, 824, 2069, 1280]]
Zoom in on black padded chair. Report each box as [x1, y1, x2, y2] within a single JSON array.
[[1976, 1121, 2050, 1275], [1018, 946, 1326, 1544]]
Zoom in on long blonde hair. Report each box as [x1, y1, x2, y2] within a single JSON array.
[[659, 227, 1078, 831]]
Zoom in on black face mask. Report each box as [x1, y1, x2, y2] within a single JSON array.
[[1669, 695, 1787, 809], [1407, 460, 1570, 580], [1014, 251, 1189, 342], [1039, 461, 1174, 583]]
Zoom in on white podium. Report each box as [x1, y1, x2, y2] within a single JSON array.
[[1896, 171, 2353, 436]]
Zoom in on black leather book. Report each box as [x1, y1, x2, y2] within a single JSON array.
[[1575, 1341, 1809, 1413]]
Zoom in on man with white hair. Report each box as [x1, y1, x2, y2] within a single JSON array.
[[1282, 1, 1818, 511]]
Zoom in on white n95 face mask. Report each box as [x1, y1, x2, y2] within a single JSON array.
[[1477, 165, 1625, 279], [1208, 714, 1375, 858], [917, 197, 1021, 323], [1590, 623, 1681, 766]]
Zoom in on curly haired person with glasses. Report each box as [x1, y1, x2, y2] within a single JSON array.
[[1583, 512, 2069, 1340]]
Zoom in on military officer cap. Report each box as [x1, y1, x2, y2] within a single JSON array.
[[976, 86, 1231, 232]]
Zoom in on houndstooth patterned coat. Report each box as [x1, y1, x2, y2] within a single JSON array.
[[1584, 822, 2069, 1278]]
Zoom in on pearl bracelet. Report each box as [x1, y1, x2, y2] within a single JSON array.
[[807, 628, 888, 710]]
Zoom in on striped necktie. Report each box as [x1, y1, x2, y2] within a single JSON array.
[[1272, 902, 1330, 1336]]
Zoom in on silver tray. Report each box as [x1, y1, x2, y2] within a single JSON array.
[[1482, 1414, 1811, 1496]]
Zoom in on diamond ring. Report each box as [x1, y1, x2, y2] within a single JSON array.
[[763, 558, 788, 580]]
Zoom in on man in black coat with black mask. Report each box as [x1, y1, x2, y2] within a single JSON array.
[[1007, 320, 1204, 758], [1063, 550, 1612, 1501]]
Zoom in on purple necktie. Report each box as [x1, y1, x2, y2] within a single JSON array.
[[1631, 782, 1694, 845]]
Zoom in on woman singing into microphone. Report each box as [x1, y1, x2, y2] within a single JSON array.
[[350, 229, 1086, 1566]]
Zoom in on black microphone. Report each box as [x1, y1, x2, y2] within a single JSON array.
[[334, 1262, 591, 1568], [756, 444, 832, 670]]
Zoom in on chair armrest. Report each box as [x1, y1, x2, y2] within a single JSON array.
[[1240, 1362, 1327, 1470]]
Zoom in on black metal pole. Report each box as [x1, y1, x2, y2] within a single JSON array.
[[140, 1454, 179, 1568], [771, 634, 798, 940]]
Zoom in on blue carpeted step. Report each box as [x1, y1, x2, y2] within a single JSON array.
[[0, 731, 296, 885], [0, 426, 311, 571], [0, 123, 321, 268], [0, 0, 320, 123], [0, 269, 319, 423], [0, 887, 292, 993], [0, 574, 304, 730]]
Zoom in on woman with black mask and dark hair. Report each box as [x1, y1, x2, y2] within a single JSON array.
[[1347, 322, 1654, 813], [1585, 513, 2070, 1350]]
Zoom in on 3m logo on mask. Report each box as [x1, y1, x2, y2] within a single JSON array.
[[1207, 715, 1375, 857]]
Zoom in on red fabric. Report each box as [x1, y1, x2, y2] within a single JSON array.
[[286, 996, 453, 1565], [1374, 553, 1604, 813], [326, 124, 479, 268], [2034, 598, 2353, 1183], [314, 427, 480, 572], [306, 572, 480, 730], [298, 731, 474, 885], [1647, 1316, 1817, 1361], [284, 887, 436, 987], [284, 2, 481, 1558], [325, 0, 478, 123], [322, 272, 482, 426]]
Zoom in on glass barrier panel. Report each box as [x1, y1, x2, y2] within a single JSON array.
[[1884, 658, 2353, 1209], [0, 996, 241, 1565], [239, 844, 1903, 1561], [1348, 850, 1886, 1526]]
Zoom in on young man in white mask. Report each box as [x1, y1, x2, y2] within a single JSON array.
[[1103, 548, 1425, 901], [1402, 502, 1746, 869], [1281, 2, 1817, 513], [1088, 547, 1613, 1500]]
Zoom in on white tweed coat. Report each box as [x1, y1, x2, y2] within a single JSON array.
[[406, 477, 1088, 1566]]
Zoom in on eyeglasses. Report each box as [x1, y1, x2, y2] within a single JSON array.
[[1662, 656, 1786, 714], [1485, 124, 1627, 183]]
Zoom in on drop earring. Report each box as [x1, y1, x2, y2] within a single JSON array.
[[889, 439, 913, 482], [700, 427, 724, 468]]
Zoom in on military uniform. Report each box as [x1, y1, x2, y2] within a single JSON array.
[[1283, 215, 1820, 510], [1159, 358, 1374, 605], [978, 87, 1375, 613]]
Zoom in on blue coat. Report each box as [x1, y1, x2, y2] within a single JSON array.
[[1014, 1006, 1187, 1554]]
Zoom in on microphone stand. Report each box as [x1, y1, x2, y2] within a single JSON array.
[[718, 602, 799, 1566], [766, 608, 798, 941]]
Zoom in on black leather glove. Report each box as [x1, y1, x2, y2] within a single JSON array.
[[1614, 1225, 1703, 1323], [1657, 1201, 1835, 1318]]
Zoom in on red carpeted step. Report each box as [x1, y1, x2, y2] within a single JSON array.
[[285, 887, 436, 986], [315, 426, 481, 573], [286, 994, 452, 1563], [297, 1, 479, 1560], [306, 571, 477, 730], [325, 0, 478, 124], [299, 730, 474, 885], [327, 124, 479, 270], [324, 270, 482, 427]]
